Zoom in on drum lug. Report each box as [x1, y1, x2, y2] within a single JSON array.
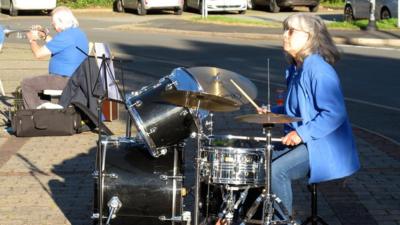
[[91, 213, 107, 219], [165, 82, 177, 91], [159, 174, 184, 181], [148, 126, 157, 134], [130, 100, 143, 108], [92, 171, 118, 179], [159, 212, 191, 224], [180, 110, 188, 116]]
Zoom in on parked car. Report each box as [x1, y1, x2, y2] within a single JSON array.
[[344, 0, 398, 21], [250, 0, 320, 12], [0, 0, 56, 16], [184, 0, 248, 14], [113, 0, 184, 15]]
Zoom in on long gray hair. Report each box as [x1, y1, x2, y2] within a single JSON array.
[[283, 13, 340, 65]]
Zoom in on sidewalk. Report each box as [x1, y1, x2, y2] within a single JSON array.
[[0, 42, 400, 225]]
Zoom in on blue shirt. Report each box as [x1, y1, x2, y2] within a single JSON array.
[[0, 25, 5, 46], [46, 27, 88, 77], [284, 54, 360, 183]]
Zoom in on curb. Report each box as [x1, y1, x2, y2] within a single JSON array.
[[112, 25, 400, 48]]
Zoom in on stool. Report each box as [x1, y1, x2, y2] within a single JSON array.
[[301, 183, 328, 225]]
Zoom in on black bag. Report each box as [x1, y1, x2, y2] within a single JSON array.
[[12, 107, 81, 137]]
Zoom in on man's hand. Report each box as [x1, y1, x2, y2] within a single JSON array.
[[282, 130, 302, 146]]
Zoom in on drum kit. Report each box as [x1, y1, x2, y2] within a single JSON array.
[[92, 67, 301, 225]]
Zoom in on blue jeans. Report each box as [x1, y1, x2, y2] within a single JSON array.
[[272, 144, 309, 215]]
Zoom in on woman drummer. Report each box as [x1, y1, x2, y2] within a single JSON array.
[[259, 13, 360, 218]]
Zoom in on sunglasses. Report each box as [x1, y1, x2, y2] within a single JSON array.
[[284, 27, 309, 36]]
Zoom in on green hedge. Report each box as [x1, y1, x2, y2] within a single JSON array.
[[58, 0, 113, 8]]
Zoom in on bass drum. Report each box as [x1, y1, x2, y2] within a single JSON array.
[[93, 138, 184, 225]]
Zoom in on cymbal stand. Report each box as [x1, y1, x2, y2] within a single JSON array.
[[194, 100, 204, 225], [241, 124, 296, 225], [262, 124, 295, 225]]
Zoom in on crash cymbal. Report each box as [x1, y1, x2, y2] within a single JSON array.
[[162, 90, 240, 112], [235, 113, 302, 124], [186, 67, 257, 105]]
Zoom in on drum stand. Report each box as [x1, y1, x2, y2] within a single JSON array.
[[243, 124, 296, 225], [217, 186, 250, 225]]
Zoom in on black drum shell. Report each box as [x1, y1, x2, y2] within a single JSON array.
[[94, 140, 183, 225], [127, 78, 197, 156]]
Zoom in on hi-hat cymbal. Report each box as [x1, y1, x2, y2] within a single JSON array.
[[186, 67, 257, 105], [235, 113, 302, 124], [162, 90, 240, 112]]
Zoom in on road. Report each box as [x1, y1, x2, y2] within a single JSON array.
[[1, 10, 399, 145]]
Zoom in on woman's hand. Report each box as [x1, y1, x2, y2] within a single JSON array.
[[282, 130, 302, 146], [257, 107, 269, 114]]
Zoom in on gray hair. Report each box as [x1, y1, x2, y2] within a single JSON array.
[[283, 13, 340, 65], [51, 6, 79, 31]]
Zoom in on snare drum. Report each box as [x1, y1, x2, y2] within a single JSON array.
[[201, 135, 266, 187], [126, 68, 207, 157]]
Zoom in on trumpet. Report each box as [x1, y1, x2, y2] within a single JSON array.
[[3, 28, 31, 38], [2, 26, 49, 40]]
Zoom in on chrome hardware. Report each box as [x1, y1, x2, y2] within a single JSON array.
[[159, 215, 184, 222], [106, 196, 122, 225], [154, 147, 168, 157], [148, 127, 157, 134], [92, 171, 118, 179], [159, 174, 184, 181], [131, 100, 142, 108]]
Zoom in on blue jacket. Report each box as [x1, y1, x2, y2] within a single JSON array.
[[285, 54, 360, 183]]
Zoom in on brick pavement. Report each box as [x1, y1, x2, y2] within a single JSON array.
[[1, 43, 399, 225]]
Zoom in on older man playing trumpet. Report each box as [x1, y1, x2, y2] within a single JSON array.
[[22, 6, 88, 109]]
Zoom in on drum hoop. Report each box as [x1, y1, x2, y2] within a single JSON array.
[[127, 106, 158, 156], [202, 146, 265, 153], [207, 134, 266, 142]]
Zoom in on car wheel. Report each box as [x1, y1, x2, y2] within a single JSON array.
[[9, 1, 18, 17], [137, 0, 147, 15], [239, 10, 246, 14], [268, 0, 280, 13], [309, 4, 319, 12], [247, 0, 253, 9], [114, 0, 125, 13], [380, 7, 391, 20], [183, 0, 189, 11], [344, 4, 354, 22], [174, 7, 183, 15]]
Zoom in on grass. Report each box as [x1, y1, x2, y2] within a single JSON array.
[[190, 15, 281, 27], [320, 0, 345, 9], [58, 0, 113, 8], [191, 15, 399, 30], [329, 18, 399, 30]]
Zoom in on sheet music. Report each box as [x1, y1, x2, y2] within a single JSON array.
[[94, 42, 122, 102]]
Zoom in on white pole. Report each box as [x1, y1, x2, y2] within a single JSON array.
[[398, 0, 399, 27], [366, 0, 377, 30], [201, 0, 204, 19]]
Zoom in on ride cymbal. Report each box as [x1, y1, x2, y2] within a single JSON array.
[[235, 113, 302, 124], [162, 90, 240, 112], [186, 67, 257, 105]]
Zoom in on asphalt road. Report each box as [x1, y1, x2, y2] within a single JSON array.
[[1, 11, 399, 145]]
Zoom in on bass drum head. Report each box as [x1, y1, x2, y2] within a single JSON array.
[[94, 139, 183, 225]]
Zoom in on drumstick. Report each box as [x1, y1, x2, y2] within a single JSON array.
[[230, 79, 260, 110]]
